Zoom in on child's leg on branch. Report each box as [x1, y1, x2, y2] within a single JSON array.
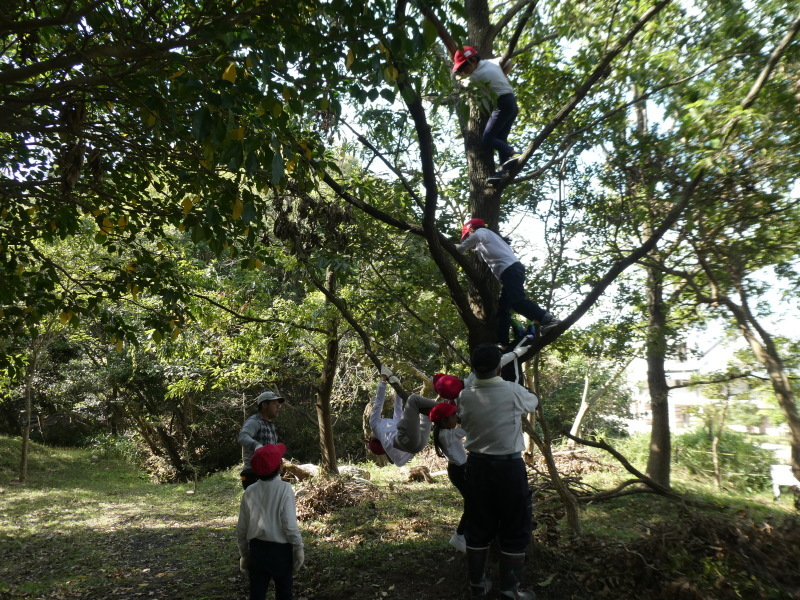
[[395, 394, 436, 452]]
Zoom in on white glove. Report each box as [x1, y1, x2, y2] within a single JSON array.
[[293, 546, 305, 571], [380, 367, 400, 385], [239, 556, 248, 574]]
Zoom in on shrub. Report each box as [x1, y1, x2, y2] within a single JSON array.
[[673, 428, 774, 492]]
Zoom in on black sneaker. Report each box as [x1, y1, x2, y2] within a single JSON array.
[[539, 314, 561, 333], [487, 170, 506, 183], [501, 154, 521, 169]]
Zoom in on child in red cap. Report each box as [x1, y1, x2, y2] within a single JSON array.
[[236, 444, 304, 600], [457, 218, 560, 348], [429, 392, 469, 553], [452, 46, 520, 183]]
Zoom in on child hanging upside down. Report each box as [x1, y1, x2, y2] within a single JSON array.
[[366, 368, 439, 466]]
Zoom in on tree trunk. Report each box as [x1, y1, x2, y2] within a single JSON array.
[[316, 265, 339, 474], [720, 289, 800, 481], [569, 355, 636, 441], [645, 264, 671, 487], [19, 354, 37, 484]]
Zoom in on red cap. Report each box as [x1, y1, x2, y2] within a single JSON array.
[[367, 438, 386, 455], [461, 218, 485, 240], [432, 373, 464, 400], [251, 443, 286, 476], [429, 401, 458, 423], [452, 46, 479, 72]]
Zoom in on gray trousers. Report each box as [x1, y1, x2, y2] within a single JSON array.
[[394, 394, 437, 453]]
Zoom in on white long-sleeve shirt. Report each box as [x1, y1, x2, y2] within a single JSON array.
[[457, 376, 539, 455], [456, 227, 519, 280], [468, 58, 514, 97], [368, 381, 414, 467], [236, 477, 303, 558], [437, 426, 467, 466]]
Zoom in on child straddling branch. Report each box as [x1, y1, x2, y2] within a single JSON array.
[[452, 46, 520, 184], [456, 217, 560, 348], [236, 443, 304, 600]]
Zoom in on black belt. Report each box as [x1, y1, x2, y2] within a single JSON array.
[[469, 451, 522, 460]]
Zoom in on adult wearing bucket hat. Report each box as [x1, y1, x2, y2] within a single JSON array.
[[238, 391, 285, 490]]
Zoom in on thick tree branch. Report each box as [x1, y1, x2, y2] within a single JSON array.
[[520, 11, 798, 355], [492, 0, 535, 43], [499, 0, 538, 66], [563, 431, 713, 507], [416, 4, 457, 55], [498, 0, 673, 187]]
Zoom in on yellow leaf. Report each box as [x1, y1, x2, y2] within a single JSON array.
[[1, 208, 7, 218], [59, 311, 73, 324], [271, 102, 282, 118], [384, 65, 398, 82], [92, 208, 103, 216], [116, 339, 124, 352], [254, 259, 262, 270], [246, 56, 254, 68], [172, 327, 180, 341], [182, 197, 194, 215], [0, 309, 4, 318], [282, 87, 292, 101], [222, 62, 237, 83], [16, 264, 24, 275], [50, 221, 57, 231], [169, 69, 185, 80], [299, 141, 312, 159], [229, 127, 244, 141], [131, 285, 139, 301], [124, 262, 136, 273], [178, 224, 186, 231], [145, 111, 157, 126], [346, 50, 355, 70], [102, 217, 113, 233], [232, 198, 244, 220], [117, 216, 128, 228]]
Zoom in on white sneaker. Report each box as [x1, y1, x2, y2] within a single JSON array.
[[449, 532, 466, 553]]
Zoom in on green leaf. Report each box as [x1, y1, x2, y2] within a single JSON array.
[[271, 150, 284, 185]]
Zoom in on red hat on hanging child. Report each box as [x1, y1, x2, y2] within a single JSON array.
[[367, 438, 386, 455]]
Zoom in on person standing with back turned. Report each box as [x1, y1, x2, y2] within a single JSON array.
[[457, 343, 539, 599]]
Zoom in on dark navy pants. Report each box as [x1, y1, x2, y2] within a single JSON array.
[[448, 462, 468, 534], [248, 539, 293, 600], [497, 262, 547, 345], [464, 454, 532, 553], [482, 93, 518, 164]]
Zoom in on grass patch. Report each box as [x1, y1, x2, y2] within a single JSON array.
[[2, 436, 800, 600]]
